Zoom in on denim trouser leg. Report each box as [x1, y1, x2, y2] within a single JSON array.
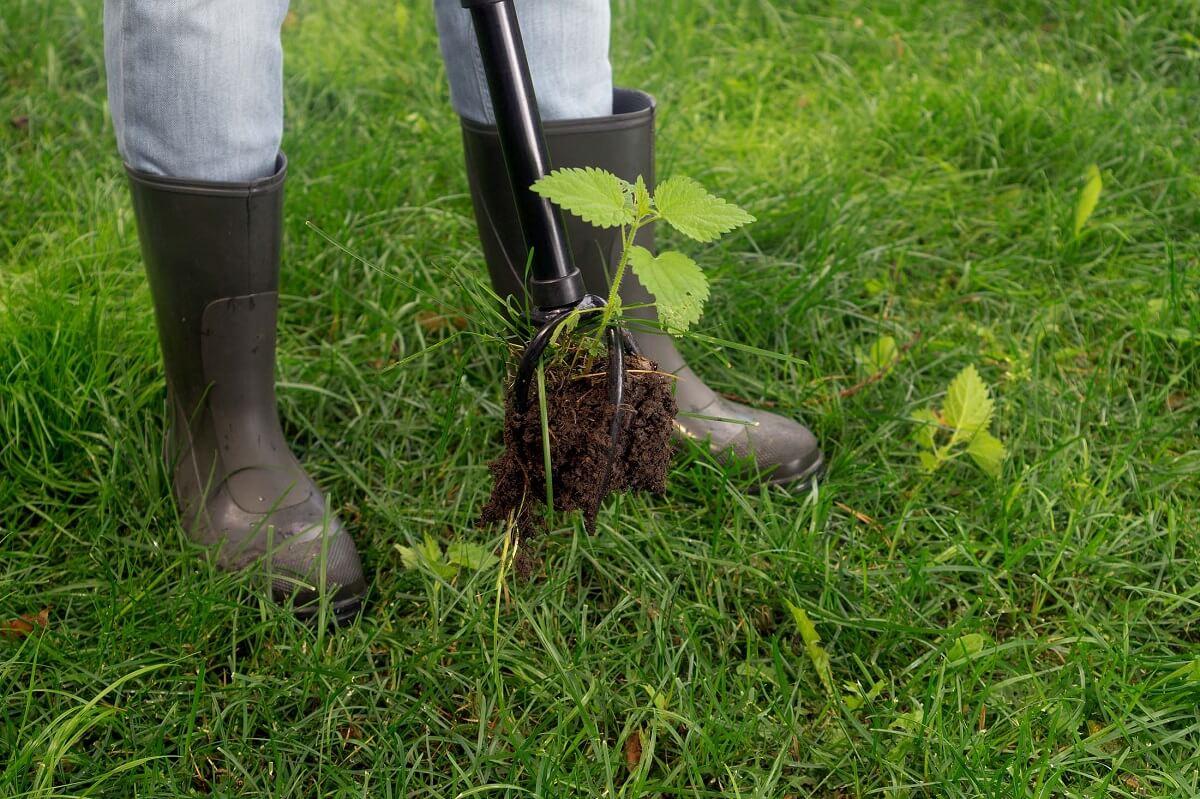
[[104, 0, 289, 182], [433, 0, 612, 123], [103, 1, 611, 182]]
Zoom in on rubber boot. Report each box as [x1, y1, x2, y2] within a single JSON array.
[[461, 89, 824, 486], [127, 155, 366, 621]]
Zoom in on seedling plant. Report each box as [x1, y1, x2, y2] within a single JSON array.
[[477, 168, 755, 569]]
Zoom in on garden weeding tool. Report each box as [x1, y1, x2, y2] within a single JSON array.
[[462, 0, 634, 466]]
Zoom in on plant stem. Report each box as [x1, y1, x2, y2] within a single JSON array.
[[595, 214, 654, 338]]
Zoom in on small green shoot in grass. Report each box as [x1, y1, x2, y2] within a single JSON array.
[[912, 364, 1007, 478], [842, 679, 886, 711], [786, 601, 835, 697], [855, 334, 899, 377], [1073, 163, 1103, 237], [945, 632, 989, 664], [396, 534, 498, 581]]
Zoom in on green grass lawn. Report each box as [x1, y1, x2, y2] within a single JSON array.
[[3, 0, 1200, 795]]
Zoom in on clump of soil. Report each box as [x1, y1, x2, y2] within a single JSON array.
[[479, 350, 676, 573]]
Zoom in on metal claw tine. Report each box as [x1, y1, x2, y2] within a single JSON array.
[[618, 326, 639, 356], [512, 314, 568, 414], [597, 325, 626, 503], [512, 301, 607, 413], [606, 326, 625, 410]]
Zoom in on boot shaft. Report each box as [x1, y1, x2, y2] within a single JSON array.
[[125, 156, 311, 523], [127, 156, 286, 409], [461, 88, 658, 318]]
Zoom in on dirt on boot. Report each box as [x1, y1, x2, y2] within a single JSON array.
[[478, 352, 676, 572]]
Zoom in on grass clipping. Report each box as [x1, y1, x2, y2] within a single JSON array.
[[479, 347, 676, 573]]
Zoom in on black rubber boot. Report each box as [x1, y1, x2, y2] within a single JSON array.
[[461, 89, 824, 487], [127, 155, 366, 622]]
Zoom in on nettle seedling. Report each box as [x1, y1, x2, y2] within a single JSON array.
[[477, 168, 755, 573], [911, 364, 1007, 478], [530, 168, 755, 337]]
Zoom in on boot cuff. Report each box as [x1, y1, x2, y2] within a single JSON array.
[[460, 88, 655, 137], [125, 153, 288, 198]]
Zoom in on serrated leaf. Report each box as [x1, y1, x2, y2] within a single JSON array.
[[946, 633, 988, 662], [394, 535, 458, 579], [631, 175, 652, 217], [446, 541, 500, 571], [394, 545, 422, 571], [532, 167, 633, 228], [967, 430, 1006, 477], [419, 534, 443, 563], [786, 601, 834, 697], [627, 246, 709, 334], [942, 365, 994, 445], [653, 176, 755, 242], [1073, 164, 1102, 237]]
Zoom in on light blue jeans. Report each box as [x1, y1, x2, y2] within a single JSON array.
[[104, 0, 612, 182]]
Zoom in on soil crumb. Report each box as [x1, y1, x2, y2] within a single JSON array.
[[478, 352, 676, 575]]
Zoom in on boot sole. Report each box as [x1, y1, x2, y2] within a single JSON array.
[[290, 595, 364, 627], [762, 452, 826, 492]]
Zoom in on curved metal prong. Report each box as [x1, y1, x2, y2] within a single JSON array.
[[512, 304, 609, 413], [513, 312, 573, 414], [618, 326, 639, 356], [597, 325, 626, 502]]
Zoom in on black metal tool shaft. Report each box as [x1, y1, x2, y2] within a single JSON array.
[[461, 0, 585, 311]]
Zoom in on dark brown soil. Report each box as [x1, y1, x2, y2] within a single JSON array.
[[478, 351, 676, 573]]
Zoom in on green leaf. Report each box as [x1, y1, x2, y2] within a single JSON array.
[[856, 334, 899, 375], [627, 246, 709, 334], [786, 601, 834, 697], [843, 679, 886, 711], [641, 684, 670, 711], [892, 705, 924, 732], [653, 176, 755, 242], [917, 451, 942, 473], [446, 541, 500, 571], [1073, 164, 1102, 237], [1170, 658, 1200, 685], [394, 535, 458, 580], [394, 544, 423, 571], [629, 175, 652, 217], [946, 633, 988, 662], [967, 430, 1006, 477], [910, 408, 940, 451], [418, 534, 443, 563], [942, 365, 994, 445], [864, 277, 890, 297], [532, 167, 633, 228]]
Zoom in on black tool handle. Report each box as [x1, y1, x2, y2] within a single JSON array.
[[462, 0, 585, 311]]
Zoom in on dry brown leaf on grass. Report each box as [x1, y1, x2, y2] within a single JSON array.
[[1, 607, 49, 638], [624, 729, 643, 771]]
